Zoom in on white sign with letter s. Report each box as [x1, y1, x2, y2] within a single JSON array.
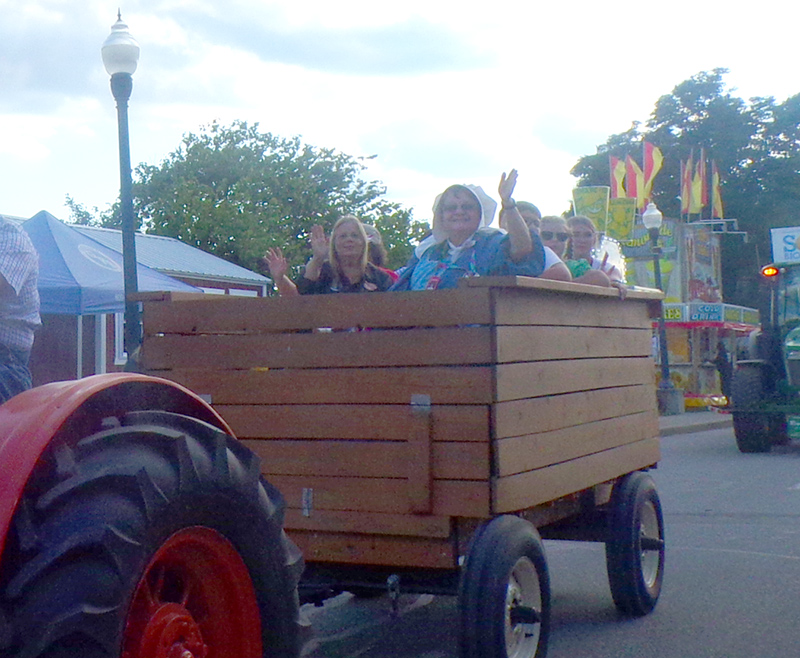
[[770, 226, 800, 263]]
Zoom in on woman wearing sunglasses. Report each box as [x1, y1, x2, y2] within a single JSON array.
[[540, 216, 620, 289]]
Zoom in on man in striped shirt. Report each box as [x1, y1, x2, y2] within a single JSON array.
[[0, 218, 40, 403]]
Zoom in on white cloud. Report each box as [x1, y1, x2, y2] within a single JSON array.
[[3, 0, 800, 228]]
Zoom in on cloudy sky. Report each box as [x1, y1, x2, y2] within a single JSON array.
[[3, 0, 800, 227]]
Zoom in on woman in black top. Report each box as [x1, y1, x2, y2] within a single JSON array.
[[265, 215, 393, 295]]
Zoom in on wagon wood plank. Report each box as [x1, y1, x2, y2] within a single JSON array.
[[494, 410, 659, 477], [243, 439, 489, 480], [466, 275, 661, 301], [492, 436, 661, 514], [142, 288, 493, 335], [494, 384, 657, 439], [282, 509, 452, 538], [151, 366, 494, 405], [495, 357, 655, 402], [490, 285, 661, 327], [495, 326, 651, 363], [290, 530, 455, 568], [141, 326, 493, 371], [270, 474, 490, 517], [221, 404, 490, 443]]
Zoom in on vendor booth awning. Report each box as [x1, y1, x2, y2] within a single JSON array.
[[23, 211, 200, 315]]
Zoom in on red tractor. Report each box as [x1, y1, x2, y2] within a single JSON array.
[[0, 372, 303, 658]]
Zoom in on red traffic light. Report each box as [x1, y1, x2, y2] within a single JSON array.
[[761, 265, 780, 278]]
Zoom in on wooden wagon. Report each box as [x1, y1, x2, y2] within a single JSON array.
[[140, 277, 665, 658]]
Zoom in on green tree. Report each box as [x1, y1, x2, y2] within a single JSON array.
[[133, 120, 427, 273], [572, 69, 800, 305]]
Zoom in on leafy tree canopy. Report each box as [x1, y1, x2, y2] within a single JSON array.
[[572, 68, 800, 253], [70, 120, 428, 274]]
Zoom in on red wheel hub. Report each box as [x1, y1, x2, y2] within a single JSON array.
[[123, 527, 262, 658], [138, 603, 206, 658]]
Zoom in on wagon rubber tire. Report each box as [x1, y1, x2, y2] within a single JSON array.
[[0, 410, 303, 658], [459, 515, 550, 658], [605, 471, 665, 617], [731, 366, 774, 453]]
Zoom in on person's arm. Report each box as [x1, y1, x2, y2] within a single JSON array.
[[540, 261, 572, 282], [303, 224, 329, 281], [498, 169, 532, 262], [264, 248, 299, 297]]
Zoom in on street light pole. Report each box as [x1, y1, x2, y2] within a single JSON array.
[[642, 202, 673, 391], [102, 13, 141, 370], [642, 202, 684, 415]]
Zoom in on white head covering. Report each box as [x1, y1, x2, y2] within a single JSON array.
[[415, 184, 498, 258]]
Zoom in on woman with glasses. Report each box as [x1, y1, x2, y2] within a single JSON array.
[[537, 216, 573, 281], [530, 215, 572, 281], [391, 170, 546, 291]]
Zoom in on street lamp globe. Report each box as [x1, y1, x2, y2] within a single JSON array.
[[101, 13, 139, 76], [641, 202, 663, 231]]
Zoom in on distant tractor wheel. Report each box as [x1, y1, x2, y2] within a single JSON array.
[[731, 367, 774, 453], [0, 411, 303, 658], [605, 472, 665, 617]]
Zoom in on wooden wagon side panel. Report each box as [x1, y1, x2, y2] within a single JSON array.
[[489, 286, 660, 515], [139, 282, 663, 563]]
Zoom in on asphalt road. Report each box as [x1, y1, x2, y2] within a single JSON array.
[[301, 426, 800, 657]]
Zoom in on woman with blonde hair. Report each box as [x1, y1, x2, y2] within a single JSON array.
[[566, 215, 626, 292], [265, 215, 393, 295]]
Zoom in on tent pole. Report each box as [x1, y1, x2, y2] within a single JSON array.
[[95, 314, 107, 374], [76, 315, 83, 379]]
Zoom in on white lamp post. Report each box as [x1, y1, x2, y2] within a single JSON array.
[[642, 202, 683, 414], [102, 13, 141, 369]]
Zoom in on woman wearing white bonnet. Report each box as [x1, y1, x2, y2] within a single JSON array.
[[391, 170, 546, 291]]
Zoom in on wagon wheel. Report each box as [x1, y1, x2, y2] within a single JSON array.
[[459, 515, 550, 658], [605, 471, 665, 617], [0, 411, 303, 658]]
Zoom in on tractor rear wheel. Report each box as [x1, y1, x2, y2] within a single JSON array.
[[731, 367, 774, 453], [0, 411, 303, 658]]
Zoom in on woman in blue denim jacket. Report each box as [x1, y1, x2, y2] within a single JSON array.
[[391, 170, 545, 291]]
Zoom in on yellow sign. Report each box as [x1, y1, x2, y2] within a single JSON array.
[[572, 187, 609, 230], [607, 197, 637, 242]]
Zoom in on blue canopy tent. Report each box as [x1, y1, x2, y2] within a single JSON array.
[[23, 211, 201, 378], [23, 210, 200, 314]]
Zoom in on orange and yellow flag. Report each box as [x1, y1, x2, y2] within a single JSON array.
[[711, 160, 724, 219], [625, 155, 645, 209], [681, 154, 693, 215], [690, 149, 707, 214], [643, 142, 663, 201], [609, 156, 626, 198]]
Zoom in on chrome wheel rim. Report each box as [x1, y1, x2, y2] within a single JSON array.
[[639, 499, 663, 591], [505, 556, 542, 658]]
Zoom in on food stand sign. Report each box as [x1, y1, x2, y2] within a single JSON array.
[[689, 303, 724, 322], [770, 226, 800, 264]]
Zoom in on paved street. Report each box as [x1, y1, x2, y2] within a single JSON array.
[[301, 418, 800, 657]]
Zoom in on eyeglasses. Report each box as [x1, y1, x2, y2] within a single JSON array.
[[571, 230, 595, 239], [442, 203, 480, 213], [540, 231, 570, 242]]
